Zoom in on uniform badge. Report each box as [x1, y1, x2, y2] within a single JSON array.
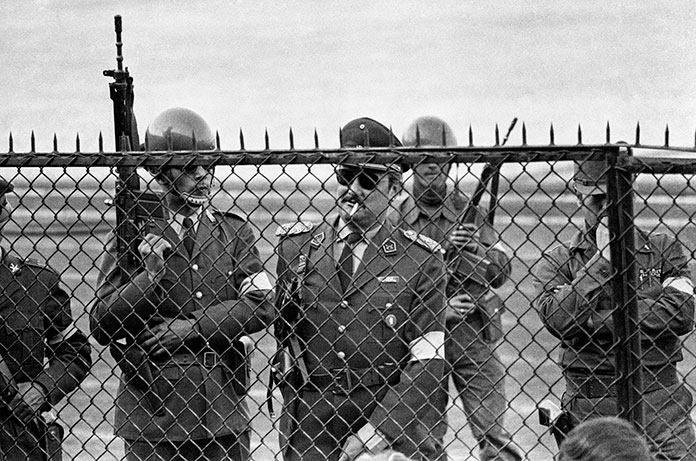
[[8, 263, 20, 275], [296, 255, 307, 276], [385, 314, 398, 329], [382, 239, 397, 255], [378, 275, 400, 284], [310, 232, 325, 248]]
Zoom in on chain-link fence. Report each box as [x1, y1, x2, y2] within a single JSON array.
[[0, 140, 694, 460]]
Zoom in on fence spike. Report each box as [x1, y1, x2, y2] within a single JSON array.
[[549, 123, 555, 145], [215, 131, 221, 150], [75, 133, 81, 153], [415, 124, 421, 147], [53, 133, 58, 152], [635, 122, 641, 145], [8, 133, 13, 153], [167, 129, 173, 150], [521, 123, 527, 145], [144, 130, 150, 151], [264, 129, 270, 150], [664, 124, 669, 147], [468, 125, 473, 147], [605, 121, 611, 144], [577, 124, 583, 145], [239, 129, 245, 150], [494, 124, 500, 146], [388, 126, 395, 148], [442, 123, 447, 146], [191, 130, 197, 150], [31, 131, 36, 152], [339, 127, 343, 147], [289, 127, 295, 149], [314, 129, 319, 149], [364, 126, 370, 148], [694, 128, 696, 148], [98, 132, 104, 153]]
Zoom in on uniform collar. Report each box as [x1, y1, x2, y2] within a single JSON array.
[[570, 224, 652, 253], [400, 184, 465, 224]]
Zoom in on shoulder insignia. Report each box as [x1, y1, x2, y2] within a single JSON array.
[[402, 229, 442, 253], [310, 232, 325, 248], [210, 207, 246, 222], [24, 257, 48, 268], [275, 221, 315, 237]]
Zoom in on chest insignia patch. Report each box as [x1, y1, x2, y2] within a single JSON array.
[[382, 239, 397, 255], [385, 314, 398, 329], [638, 267, 661, 285], [8, 263, 20, 275], [296, 255, 308, 276], [310, 232, 325, 248], [378, 275, 400, 284]]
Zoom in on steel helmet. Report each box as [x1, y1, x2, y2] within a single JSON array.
[[145, 107, 216, 151], [402, 115, 457, 147]]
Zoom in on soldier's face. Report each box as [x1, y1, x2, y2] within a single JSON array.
[[580, 192, 607, 229], [163, 166, 214, 207], [336, 166, 396, 231], [413, 162, 450, 190]]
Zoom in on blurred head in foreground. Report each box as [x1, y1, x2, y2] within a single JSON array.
[[558, 416, 652, 461]]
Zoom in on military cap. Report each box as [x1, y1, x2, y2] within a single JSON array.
[[573, 160, 607, 195], [0, 177, 13, 196], [340, 117, 408, 173]]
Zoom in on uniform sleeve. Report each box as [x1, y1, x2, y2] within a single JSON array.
[[89, 231, 166, 345], [35, 274, 92, 406], [532, 246, 602, 341], [636, 238, 694, 335], [367, 249, 446, 458], [189, 221, 274, 351]]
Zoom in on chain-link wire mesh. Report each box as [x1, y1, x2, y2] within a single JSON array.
[[0, 143, 694, 461]]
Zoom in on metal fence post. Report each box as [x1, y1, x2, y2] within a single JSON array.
[[607, 145, 644, 428]]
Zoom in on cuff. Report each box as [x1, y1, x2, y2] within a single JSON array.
[[357, 423, 388, 451]]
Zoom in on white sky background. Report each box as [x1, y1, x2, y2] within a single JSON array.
[[1, 0, 695, 153]]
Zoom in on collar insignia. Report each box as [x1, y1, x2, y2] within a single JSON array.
[[382, 239, 397, 255], [310, 232, 325, 248], [8, 263, 20, 275]]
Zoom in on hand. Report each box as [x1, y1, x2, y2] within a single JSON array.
[[448, 224, 478, 252], [138, 233, 172, 283], [138, 318, 198, 359], [339, 434, 365, 461], [447, 293, 477, 319], [10, 382, 45, 423], [596, 217, 611, 261]]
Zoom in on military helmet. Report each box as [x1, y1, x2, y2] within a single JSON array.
[[145, 107, 216, 151], [339, 117, 407, 173], [573, 160, 607, 195], [402, 115, 457, 147]]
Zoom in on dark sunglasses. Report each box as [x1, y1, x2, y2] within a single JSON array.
[[335, 166, 383, 190]]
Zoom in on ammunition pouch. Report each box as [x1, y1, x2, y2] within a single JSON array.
[[477, 291, 504, 343]]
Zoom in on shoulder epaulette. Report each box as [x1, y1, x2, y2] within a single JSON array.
[[275, 221, 314, 237], [209, 207, 246, 222], [24, 257, 47, 268], [402, 229, 442, 253]]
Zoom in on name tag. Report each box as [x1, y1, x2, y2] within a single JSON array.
[[378, 275, 400, 284]]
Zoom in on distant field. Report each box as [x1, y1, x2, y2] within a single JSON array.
[[2, 168, 696, 461]]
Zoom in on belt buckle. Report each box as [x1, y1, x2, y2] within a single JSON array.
[[203, 351, 217, 368], [333, 368, 352, 395]]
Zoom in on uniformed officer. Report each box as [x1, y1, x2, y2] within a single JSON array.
[[532, 160, 696, 459], [273, 117, 446, 461], [90, 108, 274, 461], [391, 116, 522, 461], [0, 176, 92, 460]]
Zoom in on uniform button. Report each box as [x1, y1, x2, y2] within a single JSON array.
[[338, 325, 346, 333], [195, 291, 203, 299], [337, 351, 346, 360], [340, 300, 350, 309], [192, 264, 199, 271], [385, 303, 393, 309], [227, 270, 233, 276]]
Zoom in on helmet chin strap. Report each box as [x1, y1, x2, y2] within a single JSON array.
[[159, 172, 211, 208]]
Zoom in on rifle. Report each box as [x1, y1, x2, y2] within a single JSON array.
[[103, 15, 166, 417]]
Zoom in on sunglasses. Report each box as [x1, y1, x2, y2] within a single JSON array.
[[335, 166, 384, 190]]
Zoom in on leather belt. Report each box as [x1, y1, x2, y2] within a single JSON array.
[[568, 366, 678, 399], [161, 349, 220, 369], [308, 364, 400, 395]]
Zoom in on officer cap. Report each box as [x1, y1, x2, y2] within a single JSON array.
[[573, 160, 607, 195], [145, 107, 216, 151], [0, 177, 13, 196], [340, 117, 408, 173], [402, 115, 457, 147]]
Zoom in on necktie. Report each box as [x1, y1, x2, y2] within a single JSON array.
[[338, 233, 362, 293], [182, 217, 196, 257]]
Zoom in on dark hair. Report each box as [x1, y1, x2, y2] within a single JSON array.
[[558, 417, 652, 461]]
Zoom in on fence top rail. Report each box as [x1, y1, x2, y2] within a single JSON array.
[[0, 145, 624, 168]]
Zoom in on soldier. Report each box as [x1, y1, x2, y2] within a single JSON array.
[[90, 107, 274, 461], [532, 160, 696, 459], [0, 177, 92, 460], [390, 116, 522, 461], [273, 117, 446, 461]]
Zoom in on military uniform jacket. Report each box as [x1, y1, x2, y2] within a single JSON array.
[[390, 189, 511, 326], [275, 217, 446, 455], [91, 206, 274, 441], [0, 250, 91, 408], [532, 227, 695, 374]]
